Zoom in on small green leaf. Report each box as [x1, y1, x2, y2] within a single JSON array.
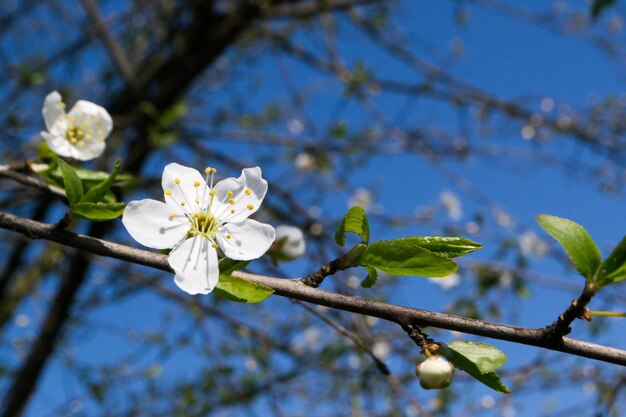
[[389, 237, 482, 258], [214, 274, 273, 303], [536, 214, 601, 281], [82, 159, 121, 203], [335, 206, 370, 246], [441, 341, 510, 394], [57, 159, 84, 207], [361, 266, 378, 288], [359, 239, 458, 277], [218, 258, 250, 275], [73, 201, 126, 221], [597, 235, 626, 285]]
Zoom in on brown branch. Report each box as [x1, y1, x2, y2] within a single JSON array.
[[0, 210, 624, 367], [543, 281, 598, 339], [0, 165, 66, 200]]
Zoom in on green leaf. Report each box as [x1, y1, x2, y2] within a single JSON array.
[[73, 201, 126, 221], [359, 239, 458, 277], [214, 274, 273, 303], [441, 341, 510, 394], [57, 159, 84, 207], [389, 237, 482, 258], [335, 206, 370, 246], [361, 266, 378, 288], [82, 159, 121, 203], [218, 258, 250, 275], [597, 235, 626, 285], [536, 214, 602, 281]]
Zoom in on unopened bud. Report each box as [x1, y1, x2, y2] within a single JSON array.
[[415, 355, 454, 389]]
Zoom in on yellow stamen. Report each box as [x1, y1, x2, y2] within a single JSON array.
[[226, 191, 233, 197], [209, 190, 216, 196], [205, 167, 212, 174], [175, 178, 181, 185], [194, 181, 200, 187], [231, 209, 235, 214], [247, 204, 254, 210], [229, 198, 235, 205], [226, 234, 231, 239], [180, 202, 185, 206], [169, 214, 176, 219], [244, 188, 251, 196], [212, 243, 218, 248], [165, 189, 172, 196], [59, 102, 66, 109]]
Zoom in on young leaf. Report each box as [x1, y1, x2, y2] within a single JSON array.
[[73, 202, 126, 221], [57, 159, 84, 207], [440, 341, 510, 394], [82, 158, 121, 203], [360, 240, 458, 277], [214, 274, 273, 303], [536, 214, 601, 281], [389, 237, 482, 258], [218, 258, 250, 275], [361, 266, 378, 288], [335, 206, 370, 247], [596, 235, 626, 286]]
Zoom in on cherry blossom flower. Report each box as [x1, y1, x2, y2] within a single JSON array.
[[270, 225, 306, 261], [122, 163, 275, 295], [41, 91, 112, 161]]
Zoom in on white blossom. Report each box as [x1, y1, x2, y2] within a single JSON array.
[[440, 190, 462, 220], [122, 163, 275, 295], [518, 230, 548, 258], [428, 272, 460, 290], [41, 91, 112, 161], [272, 225, 306, 260]]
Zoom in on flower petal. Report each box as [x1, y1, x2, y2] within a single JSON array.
[[169, 236, 219, 295], [161, 163, 210, 213], [71, 139, 106, 161], [42, 91, 65, 131], [217, 219, 276, 260], [42, 131, 73, 159], [69, 100, 113, 139], [213, 167, 268, 223], [122, 199, 188, 249]]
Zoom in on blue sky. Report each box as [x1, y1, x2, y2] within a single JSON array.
[[4, 1, 626, 416]]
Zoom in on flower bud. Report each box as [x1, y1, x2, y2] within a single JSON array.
[[268, 225, 306, 262], [415, 355, 454, 389]]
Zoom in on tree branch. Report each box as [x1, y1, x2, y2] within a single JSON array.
[[0, 210, 624, 367]]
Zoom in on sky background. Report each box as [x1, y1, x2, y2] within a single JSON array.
[[2, 1, 625, 416]]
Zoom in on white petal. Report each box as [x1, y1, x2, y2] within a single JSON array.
[[169, 236, 219, 295], [213, 167, 268, 223], [69, 100, 113, 139], [161, 163, 210, 213], [71, 139, 106, 161], [122, 199, 188, 249], [42, 131, 73, 158], [42, 91, 65, 131], [217, 219, 275, 261]]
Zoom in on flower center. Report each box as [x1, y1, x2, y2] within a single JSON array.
[[190, 212, 219, 237], [65, 123, 90, 146]]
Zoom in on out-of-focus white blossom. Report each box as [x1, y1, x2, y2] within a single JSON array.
[[518, 230, 548, 258], [295, 152, 315, 171], [349, 188, 373, 210], [269, 225, 306, 262], [428, 272, 460, 290], [440, 191, 462, 220]]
